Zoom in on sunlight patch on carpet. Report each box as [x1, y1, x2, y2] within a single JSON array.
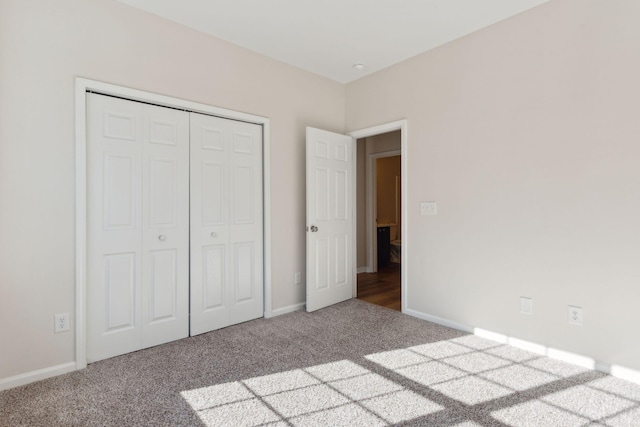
[[181, 334, 640, 426], [181, 360, 442, 426]]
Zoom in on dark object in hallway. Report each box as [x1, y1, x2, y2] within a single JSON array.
[[377, 226, 390, 267], [357, 263, 400, 311]]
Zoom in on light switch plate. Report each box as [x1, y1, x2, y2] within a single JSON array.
[[420, 201, 437, 215]]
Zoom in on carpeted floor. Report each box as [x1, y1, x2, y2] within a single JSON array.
[[1, 299, 639, 426]]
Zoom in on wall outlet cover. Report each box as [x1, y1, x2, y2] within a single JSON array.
[[568, 305, 583, 326], [520, 297, 533, 315], [55, 312, 70, 333]]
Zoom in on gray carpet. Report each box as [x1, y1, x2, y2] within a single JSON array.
[[1, 299, 639, 426]]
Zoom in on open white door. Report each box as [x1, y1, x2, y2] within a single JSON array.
[[306, 127, 355, 312]]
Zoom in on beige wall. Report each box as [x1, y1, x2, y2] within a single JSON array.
[[347, 0, 640, 371], [0, 0, 344, 380]]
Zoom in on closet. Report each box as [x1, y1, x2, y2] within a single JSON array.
[[86, 93, 263, 363]]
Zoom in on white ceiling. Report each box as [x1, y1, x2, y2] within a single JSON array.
[[116, 0, 550, 84]]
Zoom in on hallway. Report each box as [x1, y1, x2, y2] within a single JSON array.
[[356, 263, 401, 311]]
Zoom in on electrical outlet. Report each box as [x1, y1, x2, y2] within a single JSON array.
[[295, 272, 302, 285], [568, 306, 583, 326], [55, 313, 70, 333], [520, 297, 533, 315]]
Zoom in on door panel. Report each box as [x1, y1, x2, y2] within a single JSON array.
[[202, 162, 226, 225], [88, 94, 143, 362], [315, 237, 329, 290], [233, 165, 255, 223], [87, 94, 189, 362], [315, 168, 329, 220], [335, 235, 348, 285], [306, 127, 355, 312], [203, 245, 225, 309], [335, 170, 348, 219], [141, 103, 189, 349], [235, 242, 255, 302], [104, 252, 137, 332], [148, 249, 178, 322], [103, 154, 136, 229], [149, 159, 177, 227], [104, 112, 137, 141], [190, 113, 263, 335], [149, 119, 179, 146]]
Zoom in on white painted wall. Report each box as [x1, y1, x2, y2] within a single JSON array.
[[0, 0, 344, 381], [347, 0, 640, 371]]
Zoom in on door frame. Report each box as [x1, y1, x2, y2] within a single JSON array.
[[349, 120, 408, 312], [74, 78, 272, 369], [368, 149, 401, 273]]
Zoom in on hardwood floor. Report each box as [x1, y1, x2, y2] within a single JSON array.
[[357, 263, 401, 311]]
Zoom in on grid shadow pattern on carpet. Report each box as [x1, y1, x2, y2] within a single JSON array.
[[1, 299, 640, 426]]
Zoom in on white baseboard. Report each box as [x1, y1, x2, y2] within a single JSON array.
[[403, 308, 474, 333], [604, 364, 640, 385], [476, 328, 640, 386], [406, 309, 640, 386], [357, 267, 370, 274], [271, 302, 305, 317], [0, 362, 76, 392]]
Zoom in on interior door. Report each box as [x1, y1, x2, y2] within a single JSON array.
[[140, 103, 190, 349], [190, 112, 264, 335], [87, 94, 189, 362], [306, 127, 355, 312]]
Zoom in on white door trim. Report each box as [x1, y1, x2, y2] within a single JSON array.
[[348, 120, 408, 312], [368, 149, 401, 273], [75, 78, 272, 370]]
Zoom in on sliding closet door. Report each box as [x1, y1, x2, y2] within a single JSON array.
[[87, 94, 189, 362], [190, 113, 264, 335]]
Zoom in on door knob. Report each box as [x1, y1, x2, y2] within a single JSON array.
[[158, 235, 166, 241], [211, 232, 217, 237], [310, 225, 318, 232]]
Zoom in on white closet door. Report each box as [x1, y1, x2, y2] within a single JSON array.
[[140, 103, 190, 348], [190, 113, 264, 335], [87, 94, 189, 362]]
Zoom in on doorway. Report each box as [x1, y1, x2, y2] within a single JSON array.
[[349, 122, 407, 312], [304, 123, 406, 313]]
